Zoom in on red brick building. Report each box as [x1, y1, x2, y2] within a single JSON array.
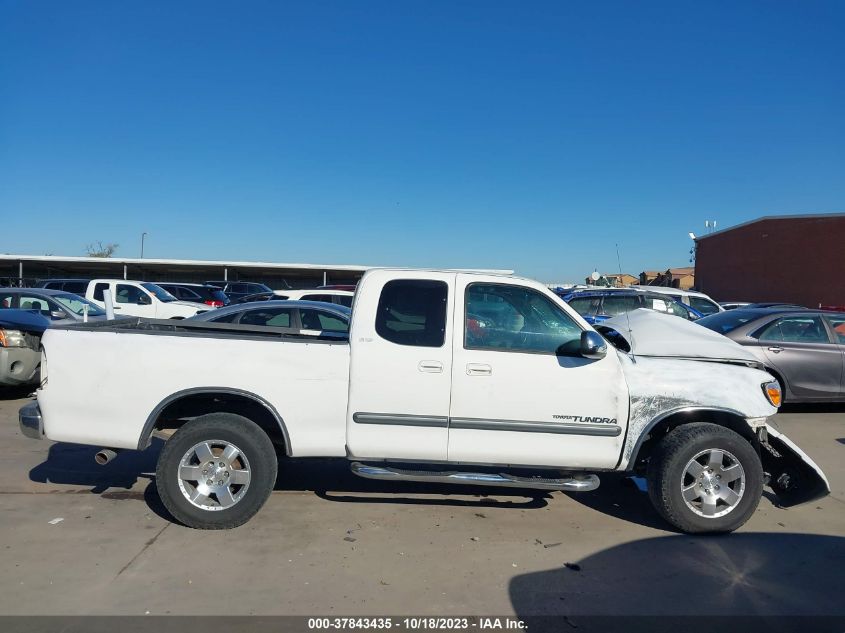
[[694, 213, 845, 308]]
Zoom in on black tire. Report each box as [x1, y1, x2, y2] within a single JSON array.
[[155, 413, 278, 529], [646, 423, 763, 534]]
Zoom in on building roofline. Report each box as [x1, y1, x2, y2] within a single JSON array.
[[695, 212, 845, 241], [0, 254, 513, 276], [0, 254, 372, 271]]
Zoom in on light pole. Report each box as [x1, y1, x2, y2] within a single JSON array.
[[141, 232, 148, 258]]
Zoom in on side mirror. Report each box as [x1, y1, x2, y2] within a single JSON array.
[[138, 294, 152, 305], [580, 330, 607, 360], [50, 310, 65, 320]]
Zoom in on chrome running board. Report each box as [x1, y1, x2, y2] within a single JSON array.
[[350, 462, 599, 492]]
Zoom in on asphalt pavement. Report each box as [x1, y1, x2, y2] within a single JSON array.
[[1, 389, 843, 619]]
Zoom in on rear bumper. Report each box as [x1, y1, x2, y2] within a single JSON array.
[[0, 347, 40, 386], [19, 401, 43, 440]]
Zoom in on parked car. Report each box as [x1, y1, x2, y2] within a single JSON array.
[[35, 278, 90, 295], [1, 288, 112, 325], [82, 279, 207, 319], [632, 286, 723, 315], [697, 308, 845, 402], [232, 288, 355, 308], [189, 300, 350, 336], [205, 281, 274, 302], [744, 302, 805, 310], [719, 302, 750, 311], [156, 283, 230, 308], [20, 269, 828, 533], [317, 284, 357, 292], [1, 310, 49, 387], [561, 289, 703, 324]]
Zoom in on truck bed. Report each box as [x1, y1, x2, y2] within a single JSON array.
[[38, 317, 351, 454]]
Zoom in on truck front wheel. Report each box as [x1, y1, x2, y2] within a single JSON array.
[[155, 413, 278, 529], [646, 423, 763, 533]]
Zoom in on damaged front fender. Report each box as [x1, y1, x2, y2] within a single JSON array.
[[762, 424, 830, 507]]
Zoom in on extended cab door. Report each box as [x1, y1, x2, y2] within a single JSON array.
[[448, 275, 628, 469], [346, 271, 455, 460]]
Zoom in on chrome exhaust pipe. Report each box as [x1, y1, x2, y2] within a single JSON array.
[[94, 449, 119, 465]]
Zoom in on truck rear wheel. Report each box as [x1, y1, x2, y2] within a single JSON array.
[[155, 413, 278, 529], [646, 423, 763, 534]]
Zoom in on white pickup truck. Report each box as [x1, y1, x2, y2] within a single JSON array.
[[19, 269, 829, 533], [83, 279, 207, 319]]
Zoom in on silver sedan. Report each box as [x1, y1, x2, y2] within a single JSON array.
[[697, 309, 845, 403]]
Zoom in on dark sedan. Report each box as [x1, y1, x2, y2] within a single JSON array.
[[697, 309, 845, 402], [156, 283, 230, 307], [187, 300, 350, 337]]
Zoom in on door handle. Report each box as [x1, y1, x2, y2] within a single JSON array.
[[466, 363, 492, 376], [418, 360, 443, 373], [768, 346, 783, 353]]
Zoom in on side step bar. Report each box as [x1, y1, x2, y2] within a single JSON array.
[[350, 462, 599, 492]]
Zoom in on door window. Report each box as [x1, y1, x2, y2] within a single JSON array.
[[756, 316, 831, 344], [300, 309, 348, 332], [18, 295, 52, 315], [375, 280, 448, 347], [239, 308, 293, 327], [567, 296, 599, 317], [62, 281, 88, 294], [0, 292, 15, 309], [600, 295, 640, 316], [93, 283, 109, 301], [825, 315, 845, 344], [689, 296, 721, 316], [465, 283, 582, 354], [116, 284, 148, 304]]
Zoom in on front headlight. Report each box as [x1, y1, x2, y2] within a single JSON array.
[[763, 380, 782, 407], [0, 328, 26, 347]]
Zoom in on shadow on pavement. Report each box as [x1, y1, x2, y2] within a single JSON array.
[[562, 472, 673, 532], [510, 532, 845, 631], [0, 386, 34, 401], [780, 402, 845, 414], [30, 446, 551, 515]]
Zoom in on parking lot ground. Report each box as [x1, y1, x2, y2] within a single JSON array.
[[1, 391, 843, 619]]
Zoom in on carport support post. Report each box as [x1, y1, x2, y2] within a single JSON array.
[[224, 268, 228, 281], [123, 264, 127, 280], [18, 261, 23, 286], [323, 271, 327, 286]]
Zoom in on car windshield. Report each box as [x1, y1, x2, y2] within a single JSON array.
[[141, 283, 177, 302], [52, 294, 106, 316], [697, 310, 760, 334]]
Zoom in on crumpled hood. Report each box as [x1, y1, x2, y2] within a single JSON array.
[[597, 309, 760, 364]]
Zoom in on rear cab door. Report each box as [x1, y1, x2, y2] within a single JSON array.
[[448, 274, 629, 469], [346, 270, 455, 461]]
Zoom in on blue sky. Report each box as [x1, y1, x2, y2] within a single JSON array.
[[1, 1, 843, 282]]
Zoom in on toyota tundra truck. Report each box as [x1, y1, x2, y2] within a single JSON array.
[[18, 269, 829, 532]]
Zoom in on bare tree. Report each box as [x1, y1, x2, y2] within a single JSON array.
[[85, 241, 119, 258]]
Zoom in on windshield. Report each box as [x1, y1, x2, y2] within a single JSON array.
[[697, 310, 760, 334], [53, 294, 106, 316], [141, 283, 177, 302]]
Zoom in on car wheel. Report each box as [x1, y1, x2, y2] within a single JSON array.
[[155, 413, 278, 529], [647, 422, 763, 533]]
